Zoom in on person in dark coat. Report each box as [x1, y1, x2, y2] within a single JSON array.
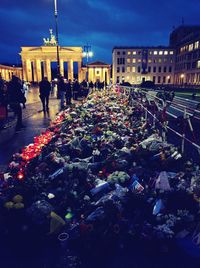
[[7, 76, 26, 131], [39, 77, 51, 112], [81, 80, 88, 97], [73, 80, 80, 100], [0, 76, 7, 129], [89, 81, 94, 93], [0, 75, 6, 106], [65, 80, 72, 105], [57, 77, 66, 109]]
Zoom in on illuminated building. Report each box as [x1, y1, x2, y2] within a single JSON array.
[[20, 30, 84, 82], [0, 64, 22, 81], [87, 61, 111, 84], [170, 25, 200, 86], [112, 47, 175, 85]]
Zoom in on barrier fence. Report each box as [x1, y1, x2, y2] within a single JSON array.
[[109, 85, 200, 157]]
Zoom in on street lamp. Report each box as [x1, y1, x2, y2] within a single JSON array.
[[180, 74, 184, 86], [54, 0, 60, 78], [83, 44, 93, 64], [83, 44, 93, 81]]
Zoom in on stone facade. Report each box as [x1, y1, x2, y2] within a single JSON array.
[[112, 47, 175, 85], [170, 26, 200, 86], [87, 61, 111, 84], [0, 64, 22, 81], [20, 46, 84, 82]]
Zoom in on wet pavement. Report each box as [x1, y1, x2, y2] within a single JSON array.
[[0, 86, 60, 171]]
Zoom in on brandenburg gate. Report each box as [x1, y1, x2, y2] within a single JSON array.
[[20, 30, 84, 82]]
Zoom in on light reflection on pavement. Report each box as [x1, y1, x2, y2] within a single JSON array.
[[0, 86, 60, 169]]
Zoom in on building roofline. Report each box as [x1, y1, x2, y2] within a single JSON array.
[[112, 46, 174, 52]]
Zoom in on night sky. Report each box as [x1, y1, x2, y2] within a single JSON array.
[[0, 0, 200, 65]]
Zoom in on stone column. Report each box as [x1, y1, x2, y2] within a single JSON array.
[[93, 68, 96, 83], [68, 59, 73, 81], [22, 61, 27, 81], [107, 68, 111, 84], [78, 61, 82, 82], [1, 69, 5, 80], [101, 67, 104, 82], [5, 70, 9, 81], [32, 61, 38, 82], [26, 60, 32, 82], [45, 59, 51, 82], [36, 59, 42, 82], [60, 59, 64, 77]]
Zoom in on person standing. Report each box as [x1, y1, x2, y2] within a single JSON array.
[[65, 79, 72, 105], [39, 77, 51, 112], [21, 80, 27, 109], [7, 76, 26, 131], [57, 77, 66, 109], [89, 81, 94, 93], [0, 75, 7, 129], [73, 80, 80, 100]]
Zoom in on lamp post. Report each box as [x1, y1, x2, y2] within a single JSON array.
[[83, 44, 93, 81], [54, 0, 60, 78], [180, 74, 184, 87]]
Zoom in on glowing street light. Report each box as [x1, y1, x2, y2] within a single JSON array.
[[83, 44, 93, 64], [180, 74, 185, 86], [83, 44, 93, 81]]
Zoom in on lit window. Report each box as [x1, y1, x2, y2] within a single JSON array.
[[132, 58, 136, 63], [149, 51, 152, 55], [195, 41, 199, 49], [128, 51, 131, 55], [127, 58, 131, 63], [137, 59, 141, 63], [170, 51, 174, 55], [126, 76, 130, 80], [132, 51, 136, 55], [159, 51, 163, 55], [164, 51, 168, 55], [154, 51, 158, 55], [197, 60, 200, 68], [158, 58, 162, 63], [132, 67, 136, 72], [148, 59, 152, 63], [127, 67, 131, 72], [189, 44, 193, 51]]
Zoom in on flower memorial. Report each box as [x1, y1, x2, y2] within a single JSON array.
[[0, 89, 200, 262]]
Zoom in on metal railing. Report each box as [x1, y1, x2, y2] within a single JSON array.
[[111, 85, 200, 157]]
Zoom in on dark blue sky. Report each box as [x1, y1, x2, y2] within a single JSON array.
[[0, 0, 200, 65]]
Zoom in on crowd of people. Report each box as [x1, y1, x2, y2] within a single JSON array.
[[0, 75, 108, 131]]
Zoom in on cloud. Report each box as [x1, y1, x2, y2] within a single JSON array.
[[0, 0, 200, 64]]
